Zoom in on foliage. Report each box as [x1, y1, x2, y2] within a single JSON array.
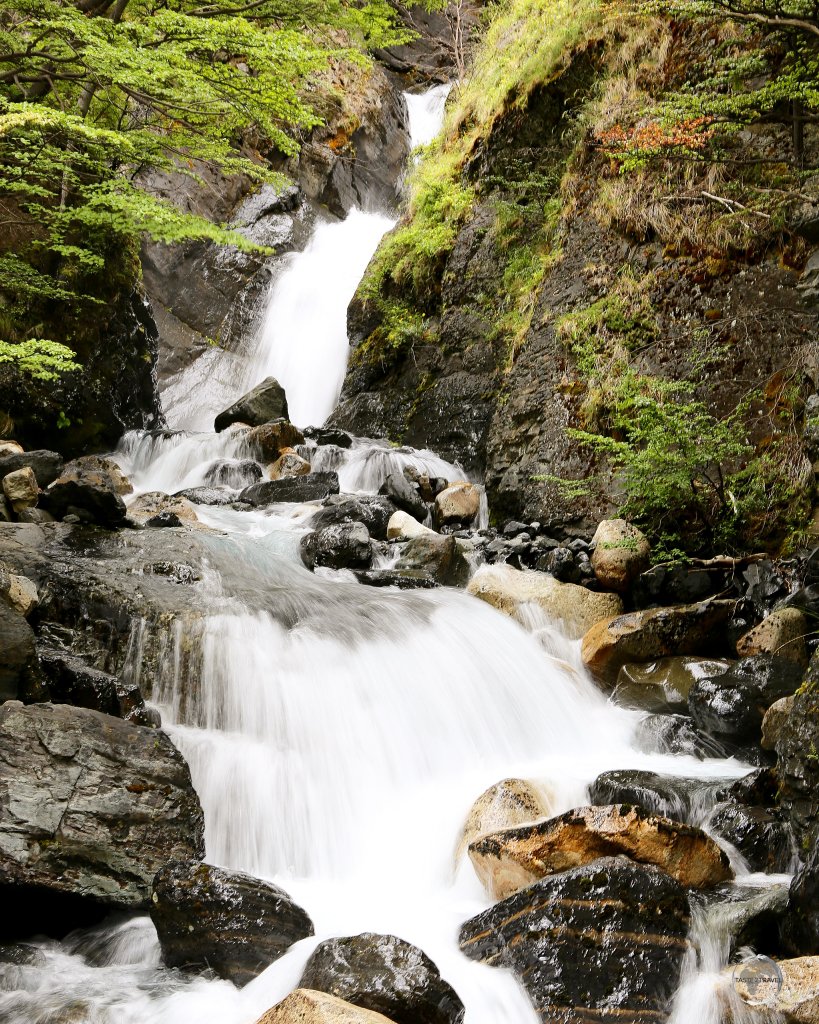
[[0, 338, 81, 380], [350, 299, 430, 370]]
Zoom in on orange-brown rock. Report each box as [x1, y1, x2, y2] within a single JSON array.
[[246, 419, 305, 461], [256, 990, 396, 1024], [455, 777, 554, 866]]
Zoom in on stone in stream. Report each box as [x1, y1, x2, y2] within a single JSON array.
[[467, 562, 623, 641], [150, 860, 314, 987], [300, 522, 372, 571], [214, 376, 289, 431], [688, 654, 804, 742], [467, 804, 732, 899], [727, 955, 819, 1023], [0, 450, 63, 488], [590, 518, 651, 593], [588, 768, 724, 823], [763, 694, 796, 750], [269, 448, 312, 480], [299, 932, 464, 1024], [395, 533, 470, 587], [68, 455, 133, 495], [2, 466, 39, 512], [634, 712, 729, 760], [707, 801, 794, 873], [736, 606, 809, 665], [386, 509, 435, 540], [256, 990, 396, 1024], [459, 857, 691, 1024], [203, 458, 263, 489], [302, 425, 353, 448], [247, 419, 306, 460], [432, 482, 480, 529], [310, 495, 396, 542], [378, 472, 428, 522], [0, 701, 204, 939], [612, 656, 732, 713], [352, 568, 438, 589], [173, 486, 236, 506], [128, 491, 200, 526], [43, 460, 128, 527], [0, 601, 46, 703], [455, 777, 555, 866], [581, 599, 737, 685], [240, 472, 340, 506]]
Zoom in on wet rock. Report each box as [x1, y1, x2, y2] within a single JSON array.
[[467, 563, 623, 641], [44, 461, 128, 527], [2, 466, 38, 512], [612, 656, 732, 713], [386, 510, 435, 541], [301, 523, 372, 571], [38, 647, 157, 726], [173, 486, 236, 506], [203, 459, 263, 489], [736, 606, 809, 665], [378, 472, 427, 522], [632, 560, 733, 607], [688, 654, 804, 742], [247, 419, 305, 461], [214, 377, 289, 432], [311, 496, 395, 542], [708, 802, 793, 873], [269, 448, 311, 481], [0, 702, 204, 936], [300, 932, 464, 1024], [581, 599, 737, 685], [15, 507, 54, 524], [256, 990, 396, 1024], [455, 778, 554, 865], [395, 533, 469, 586], [763, 694, 796, 751], [785, 843, 819, 956], [730, 955, 819, 1022], [352, 569, 438, 589], [433, 482, 480, 529], [240, 472, 339, 506], [468, 804, 731, 899], [590, 519, 651, 593], [151, 860, 313, 987], [303, 426, 353, 448], [69, 456, 132, 496], [588, 769, 724, 823], [0, 566, 39, 618], [128, 492, 199, 526], [634, 713, 725, 759], [717, 766, 780, 808], [775, 651, 819, 848], [459, 857, 691, 1024], [0, 450, 63, 488], [0, 602, 45, 702]]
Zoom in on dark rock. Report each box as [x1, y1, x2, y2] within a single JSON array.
[[300, 932, 464, 1024], [743, 560, 787, 616], [0, 450, 64, 488], [395, 533, 469, 586], [783, 842, 819, 954], [173, 486, 235, 506], [150, 860, 314, 987], [459, 857, 691, 1024], [309, 495, 396, 541], [378, 472, 428, 521], [300, 523, 372, 571], [688, 654, 804, 742], [545, 546, 577, 582], [303, 426, 353, 448], [0, 601, 46, 703], [0, 942, 47, 967], [352, 569, 438, 589], [16, 507, 54, 524], [239, 472, 339, 506], [612, 657, 732, 714], [43, 461, 128, 527], [146, 511, 182, 528], [634, 713, 725, 759], [632, 562, 734, 608], [502, 520, 530, 537], [708, 802, 793, 873], [203, 459, 262, 489], [716, 767, 780, 808], [214, 377, 289, 432], [588, 769, 724, 823], [776, 653, 819, 848], [38, 647, 157, 726], [0, 702, 204, 938]]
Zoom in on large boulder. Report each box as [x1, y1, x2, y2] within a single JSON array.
[[44, 461, 128, 527], [459, 857, 691, 1024], [0, 602, 45, 702], [763, 694, 796, 750], [2, 466, 38, 513], [311, 496, 396, 542], [69, 455, 133, 495], [203, 458, 263, 489], [612, 656, 732, 713], [688, 654, 804, 742], [247, 419, 305, 461], [590, 519, 651, 593], [150, 860, 314, 987], [455, 778, 554, 866], [378, 473, 427, 522], [214, 376, 289, 431], [269, 448, 311, 481], [433, 482, 480, 529], [386, 510, 435, 541], [707, 801, 793, 873], [256, 990, 396, 1024], [299, 933, 464, 1024], [0, 450, 63, 488], [581, 599, 737, 685], [128, 492, 200, 526], [239, 472, 340, 506], [395, 533, 469, 587], [300, 523, 372, 571], [467, 804, 731, 899], [588, 769, 724, 823], [736, 606, 809, 665], [467, 563, 623, 641], [0, 701, 204, 937]]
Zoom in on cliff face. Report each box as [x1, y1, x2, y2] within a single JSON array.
[[332, 2, 819, 546]]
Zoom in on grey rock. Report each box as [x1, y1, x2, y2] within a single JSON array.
[[214, 377, 289, 432], [239, 472, 340, 506], [0, 450, 63, 488], [300, 522, 372, 571], [378, 472, 427, 522], [0, 601, 46, 703]]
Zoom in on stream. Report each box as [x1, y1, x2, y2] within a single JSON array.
[[0, 85, 790, 1024]]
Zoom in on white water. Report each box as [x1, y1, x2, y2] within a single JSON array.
[[0, 84, 787, 1024]]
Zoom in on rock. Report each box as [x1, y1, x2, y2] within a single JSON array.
[[301, 523, 372, 571], [588, 769, 724, 823], [467, 563, 623, 641], [0, 702, 204, 936], [776, 651, 819, 848], [352, 569, 438, 589], [173, 486, 236, 506], [215, 377, 289, 431], [0, 602, 45, 702], [38, 647, 157, 726], [730, 956, 819, 1023], [300, 933, 464, 1024], [688, 654, 804, 742], [455, 778, 554, 865], [763, 695, 796, 751], [468, 804, 731, 899], [0, 450, 63, 488], [15, 507, 53, 524], [612, 656, 732, 713], [737, 607, 809, 666], [256, 990, 396, 1024], [718, 766, 780, 808], [44, 461, 128, 527], [203, 458, 263, 489], [632, 560, 732, 608], [247, 419, 305, 461], [785, 843, 819, 956], [580, 599, 737, 685], [0, 441, 24, 457], [128, 492, 199, 526], [269, 448, 311, 480], [459, 857, 691, 1024], [2, 466, 39, 512], [0, 567, 39, 617], [386, 510, 436, 541], [311, 496, 396, 542], [395, 533, 469, 586], [590, 519, 651, 593], [150, 860, 314, 987], [433, 482, 480, 529], [240, 473, 340, 506], [708, 802, 793, 873], [378, 472, 427, 522], [302, 426, 353, 448], [634, 712, 724, 759], [69, 456, 133, 496]]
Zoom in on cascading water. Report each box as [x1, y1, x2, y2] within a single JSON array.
[[0, 85, 791, 1024]]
